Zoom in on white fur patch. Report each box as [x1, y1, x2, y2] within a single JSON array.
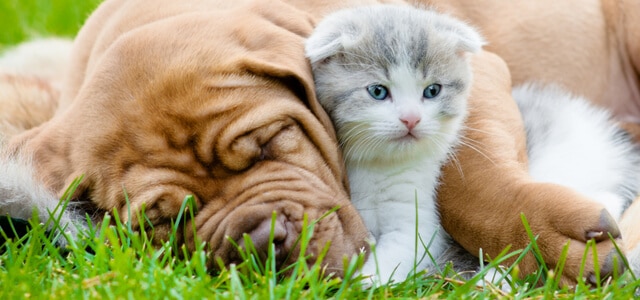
[[0, 142, 86, 246], [0, 37, 74, 89], [514, 84, 640, 219]]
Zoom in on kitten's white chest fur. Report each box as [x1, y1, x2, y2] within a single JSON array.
[[348, 155, 449, 281], [348, 158, 441, 238]]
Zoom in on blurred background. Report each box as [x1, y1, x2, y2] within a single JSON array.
[[0, 0, 102, 49]]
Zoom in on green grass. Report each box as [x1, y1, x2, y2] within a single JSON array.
[[0, 0, 101, 49], [2, 1, 640, 298], [1, 182, 638, 299]]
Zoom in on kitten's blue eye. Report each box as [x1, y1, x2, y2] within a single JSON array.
[[423, 84, 442, 99], [366, 84, 389, 100]]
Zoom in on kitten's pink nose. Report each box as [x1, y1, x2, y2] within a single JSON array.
[[400, 114, 421, 130]]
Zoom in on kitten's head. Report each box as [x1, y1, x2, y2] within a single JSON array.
[[305, 5, 483, 166]]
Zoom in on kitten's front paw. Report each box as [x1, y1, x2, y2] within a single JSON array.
[[477, 266, 513, 293], [357, 259, 382, 287], [357, 254, 411, 287]]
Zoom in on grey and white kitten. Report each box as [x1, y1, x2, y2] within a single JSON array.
[[306, 5, 484, 283]]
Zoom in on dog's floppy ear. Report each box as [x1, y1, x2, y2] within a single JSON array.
[[232, 0, 349, 188], [236, 0, 336, 137]]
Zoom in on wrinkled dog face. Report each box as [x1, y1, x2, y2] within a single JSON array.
[[13, 3, 370, 276]]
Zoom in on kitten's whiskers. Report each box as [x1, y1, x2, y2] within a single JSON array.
[[460, 125, 503, 138], [439, 130, 496, 166]]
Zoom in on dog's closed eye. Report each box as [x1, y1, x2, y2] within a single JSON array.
[[219, 120, 295, 171]]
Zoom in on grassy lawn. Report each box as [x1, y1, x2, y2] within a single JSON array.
[[1, 192, 638, 299], [1, 0, 639, 298], [0, 0, 101, 49]]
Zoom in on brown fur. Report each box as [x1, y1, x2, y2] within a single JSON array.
[[2, 0, 640, 285], [0, 74, 59, 138], [421, 0, 640, 120], [0, 38, 72, 138]]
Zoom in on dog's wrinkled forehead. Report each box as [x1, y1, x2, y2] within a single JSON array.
[[85, 3, 338, 139]]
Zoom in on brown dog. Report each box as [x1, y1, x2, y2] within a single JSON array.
[[2, 0, 639, 286], [6, 0, 374, 276]]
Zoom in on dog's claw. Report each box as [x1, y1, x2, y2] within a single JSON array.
[[584, 246, 625, 285], [600, 209, 620, 238], [585, 209, 620, 242], [586, 231, 604, 240], [601, 249, 625, 277]]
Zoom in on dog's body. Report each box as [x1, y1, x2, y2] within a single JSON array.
[[0, 75, 59, 138], [1, 0, 640, 285]]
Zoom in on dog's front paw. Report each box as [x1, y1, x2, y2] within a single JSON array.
[[517, 183, 625, 286]]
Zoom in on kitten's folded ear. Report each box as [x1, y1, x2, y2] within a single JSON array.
[[305, 10, 358, 64], [305, 26, 344, 64], [432, 13, 486, 55], [305, 32, 342, 64]]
